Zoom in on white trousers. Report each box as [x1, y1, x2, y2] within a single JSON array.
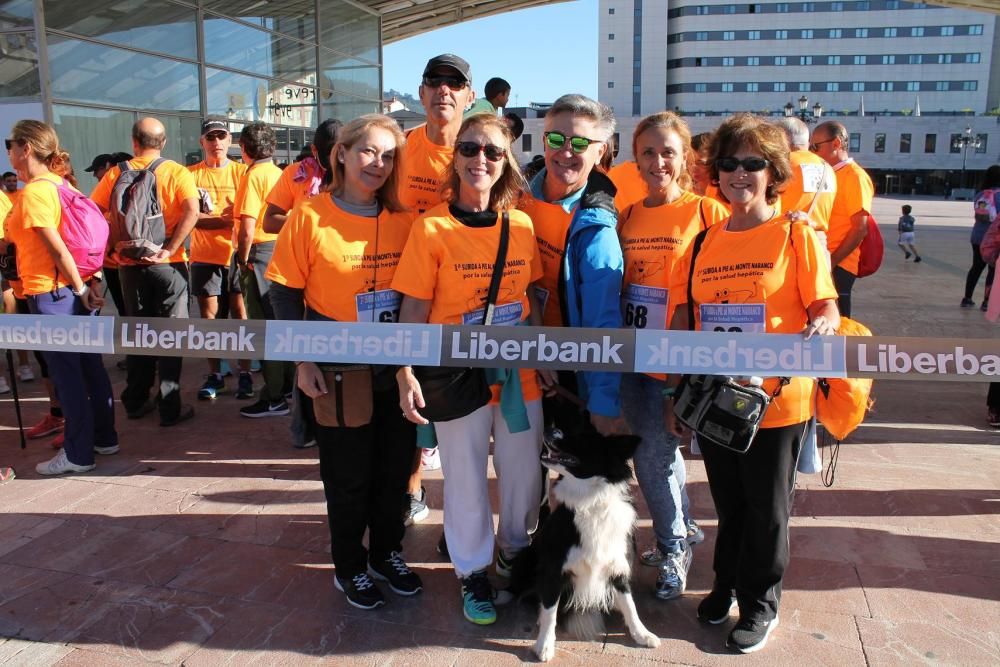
[[434, 399, 543, 578]]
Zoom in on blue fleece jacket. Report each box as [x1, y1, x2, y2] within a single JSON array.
[[530, 169, 624, 417]]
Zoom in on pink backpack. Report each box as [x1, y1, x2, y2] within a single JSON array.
[[42, 178, 109, 280]]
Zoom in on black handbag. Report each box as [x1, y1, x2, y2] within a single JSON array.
[[0, 243, 18, 281], [414, 212, 510, 422]]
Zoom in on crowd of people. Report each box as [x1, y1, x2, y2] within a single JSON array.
[[2, 51, 998, 654]]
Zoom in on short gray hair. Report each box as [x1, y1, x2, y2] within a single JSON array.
[[773, 117, 809, 149], [546, 94, 616, 141]]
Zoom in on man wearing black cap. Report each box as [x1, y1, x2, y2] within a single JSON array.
[[395, 53, 476, 212], [188, 119, 252, 401], [84, 154, 116, 182]]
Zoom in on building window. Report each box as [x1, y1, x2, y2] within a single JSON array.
[[911, 26, 924, 37], [608, 81, 614, 88], [969, 25, 983, 36], [633, 85, 641, 93], [608, 33, 615, 40], [696, 5, 710, 15], [856, 1, 870, 8], [608, 56, 615, 63], [827, 82, 840, 92], [723, 57, 735, 66], [976, 135, 988, 154], [935, 81, 948, 91], [829, 28, 842, 38], [695, 83, 707, 92], [880, 81, 894, 91], [696, 32, 709, 41], [855, 28, 868, 38], [828, 55, 840, 65], [800, 56, 813, 65], [966, 53, 980, 63], [906, 81, 919, 91], [634, 59, 641, 67], [776, 30, 788, 39], [634, 34, 641, 42], [748, 30, 761, 40], [900, 133, 911, 153], [775, 56, 787, 65], [909, 54, 922, 64], [695, 57, 706, 66], [831, 1, 843, 8], [886, 0, 899, 7], [747, 56, 760, 66], [938, 54, 952, 64], [849, 133, 861, 152], [852, 82, 864, 92], [522, 133, 532, 152], [854, 55, 867, 65], [963, 81, 977, 91], [940, 26, 954, 36], [873, 134, 886, 153], [776, 3, 789, 11], [723, 31, 735, 41], [801, 29, 813, 39], [884, 27, 897, 37], [608, 7, 614, 14], [925, 134, 936, 153], [723, 5, 737, 14], [799, 82, 811, 92], [774, 82, 786, 92], [747, 82, 759, 92], [722, 83, 735, 92], [749, 4, 762, 13], [950, 134, 963, 154], [882, 55, 895, 65]]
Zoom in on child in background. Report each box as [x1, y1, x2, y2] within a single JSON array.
[[898, 204, 921, 262]]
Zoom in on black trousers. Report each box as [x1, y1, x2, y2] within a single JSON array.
[[965, 243, 995, 302], [317, 387, 416, 579], [701, 421, 806, 622], [988, 383, 1000, 410], [832, 266, 856, 318], [103, 267, 126, 316], [119, 263, 189, 420]]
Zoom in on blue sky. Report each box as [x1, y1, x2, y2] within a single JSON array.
[[383, 0, 597, 107]]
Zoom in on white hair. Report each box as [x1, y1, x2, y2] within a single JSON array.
[[774, 117, 810, 149], [546, 94, 617, 141]]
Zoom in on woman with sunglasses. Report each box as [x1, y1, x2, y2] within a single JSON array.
[[393, 114, 544, 626], [666, 114, 839, 653], [5, 120, 117, 475], [265, 114, 420, 612], [617, 112, 729, 602]]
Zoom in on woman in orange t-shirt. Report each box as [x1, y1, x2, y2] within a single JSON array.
[[266, 115, 420, 611], [393, 114, 544, 626], [5, 120, 117, 476], [618, 112, 729, 600], [666, 115, 839, 653]]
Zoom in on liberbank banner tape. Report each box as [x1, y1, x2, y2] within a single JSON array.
[[0, 314, 996, 381]]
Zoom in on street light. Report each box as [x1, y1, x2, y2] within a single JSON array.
[[784, 95, 823, 123], [951, 126, 982, 190]]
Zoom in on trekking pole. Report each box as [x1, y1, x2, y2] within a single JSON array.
[[5, 349, 25, 449]]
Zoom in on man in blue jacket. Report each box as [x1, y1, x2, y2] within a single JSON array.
[[521, 94, 626, 436]]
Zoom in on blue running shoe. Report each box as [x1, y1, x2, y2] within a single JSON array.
[[198, 374, 225, 400], [461, 570, 497, 625]]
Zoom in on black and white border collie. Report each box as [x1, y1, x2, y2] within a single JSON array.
[[510, 428, 660, 662]]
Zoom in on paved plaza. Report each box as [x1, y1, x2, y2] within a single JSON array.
[[0, 196, 997, 666]]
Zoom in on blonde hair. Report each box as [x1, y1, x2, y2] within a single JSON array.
[[10, 120, 71, 177], [329, 114, 407, 213], [441, 114, 526, 212], [631, 111, 693, 191]]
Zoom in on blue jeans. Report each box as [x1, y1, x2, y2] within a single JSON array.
[[621, 373, 690, 554], [27, 287, 117, 466]]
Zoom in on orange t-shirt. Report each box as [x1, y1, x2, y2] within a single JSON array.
[[266, 161, 320, 213], [5, 172, 69, 296], [396, 125, 452, 213], [670, 219, 837, 428], [779, 149, 836, 232], [266, 195, 414, 322], [188, 160, 246, 266], [91, 155, 199, 265], [703, 183, 731, 214], [608, 161, 647, 212], [827, 159, 873, 275], [3, 190, 19, 209], [392, 203, 544, 401], [518, 194, 571, 327], [233, 160, 282, 245]]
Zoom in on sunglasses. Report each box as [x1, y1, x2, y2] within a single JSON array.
[[204, 131, 228, 141], [716, 156, 770, 172], [544, 131, 603, 154], [422, 75, 467, 91], [4, 139, 17, 151], [809, 137, 836, 152], [456, 141, 506, 162]]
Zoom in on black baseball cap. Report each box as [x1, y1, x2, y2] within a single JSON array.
[[422, 54, 471, 83], [84, 154, 114, 173], [201, 119, 228, 136]]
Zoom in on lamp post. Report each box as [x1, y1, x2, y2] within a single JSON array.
[[951, 126, 982, 190], [784, 95, 823, 123]]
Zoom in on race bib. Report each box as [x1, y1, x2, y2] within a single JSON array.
[[463, 301, 524, 326], [699, 303, 766, 333], [355, 289, 402, 323], [622, 283, 668, 330], [800, 163, 830, 194]]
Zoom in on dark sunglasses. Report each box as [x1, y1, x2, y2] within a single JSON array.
[[716, 156, 770, 173], [809, 137, 836, 152], [422, 75, 467, 91], [544, 131, 602, 154], [204, 131, 228, 141], [4, 139, 17, 151], [456, 141, 506, 162]]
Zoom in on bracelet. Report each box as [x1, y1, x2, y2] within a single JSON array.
[[661, 386, 677, 398], [74, 284, 89, 299]]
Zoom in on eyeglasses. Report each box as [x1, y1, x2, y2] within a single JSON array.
[[543, 131, 603, 154], [456, 141, 506, 162], [204, 131, 228, 141], [422, 75, 468, 91], [716, 157, 770, 173], [808, 137, 836, 152]]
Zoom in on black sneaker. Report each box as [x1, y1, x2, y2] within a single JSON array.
[[369, 551, 423, 596], [903, 251, 912, 260], [961, 297, 976, 308], [686, 520, 706, 547], [404, 486, 429, 526], [334, 572, 385, 610], [239, 398, 289, 418], [913, 256, 922, 263], [727, 614, 779, 653], [235, 372, 255, 400], [697, 589, 736, 624]]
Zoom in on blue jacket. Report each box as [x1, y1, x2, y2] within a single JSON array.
[[531, 169, 624, 417]]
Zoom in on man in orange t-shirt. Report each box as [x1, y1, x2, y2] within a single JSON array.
[[810, 120, 873, 317], [188, 119, 251, 400], [91, 117, 199, 427], [775, 117, 836, 237]]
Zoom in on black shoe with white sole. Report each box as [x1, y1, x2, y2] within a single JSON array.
[[239, 398, 289, 418], [727, 614, 779, 653], [368, 551, 422, 596], [697, 589, 737, 624], [335, 572, 385, 610]]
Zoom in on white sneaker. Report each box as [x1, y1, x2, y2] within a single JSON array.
[[36, 448, 95, 475], [94, 444, 120, 456], [420, 447, 441, 471], [0, 376, 9, 394], [18, 365, 34, 382]]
